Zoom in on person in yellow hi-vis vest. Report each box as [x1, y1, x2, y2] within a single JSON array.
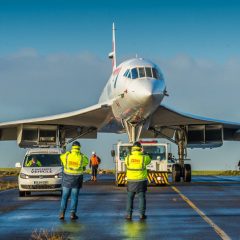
[[59, 141, 89, 220], [124, 141, 151, 220], [26, 156, 42, 167]]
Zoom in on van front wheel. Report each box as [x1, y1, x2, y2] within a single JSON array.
[[19, 191, 26, 197]]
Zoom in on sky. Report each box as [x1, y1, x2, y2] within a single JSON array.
[[0, 0, 240, 170]]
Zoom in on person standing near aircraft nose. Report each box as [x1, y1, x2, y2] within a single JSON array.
[[59, 141, 89, 220], [124, 141, 151, 220], [89, 151, 101, 181]]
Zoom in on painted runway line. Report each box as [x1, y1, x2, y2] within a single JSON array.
[[171, 186, 231, 240]]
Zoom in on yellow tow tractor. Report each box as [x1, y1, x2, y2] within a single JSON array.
[[111, 140, 169, 186]]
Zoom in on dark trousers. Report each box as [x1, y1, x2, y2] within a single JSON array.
[[126, 191, 146, 216], [92, 166, 98, 177]]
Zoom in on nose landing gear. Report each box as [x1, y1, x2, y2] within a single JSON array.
[[123, 120, 144, 143]]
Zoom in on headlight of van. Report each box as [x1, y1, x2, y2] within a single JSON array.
[[55, 172, 62, 178], [20, 173, 29, 179]]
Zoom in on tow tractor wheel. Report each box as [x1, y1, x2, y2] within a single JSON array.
[[184, 164, 192, 182], [172, 164, 181, 182]]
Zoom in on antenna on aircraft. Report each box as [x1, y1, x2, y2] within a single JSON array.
[[108, 22, 117, 71]]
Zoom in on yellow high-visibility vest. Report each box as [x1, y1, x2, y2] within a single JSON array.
[[60, 146, 89, 175], [125, 151, 151, 181]]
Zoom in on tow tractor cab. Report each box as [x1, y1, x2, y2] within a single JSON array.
[[112, 140, 169, 186], [16, 148, 63, 197]]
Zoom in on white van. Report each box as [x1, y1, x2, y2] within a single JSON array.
[[16, 148, 63, 197]]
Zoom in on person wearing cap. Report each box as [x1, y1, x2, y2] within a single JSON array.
[[89, 151, 101, 181], [124, 141, 151, 220], [59, 141, 89, 220]]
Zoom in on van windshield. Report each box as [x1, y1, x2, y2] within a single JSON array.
[[24, 154, 61, 167]]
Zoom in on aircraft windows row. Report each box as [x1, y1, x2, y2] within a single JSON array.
[[124, 67, 161, 80]]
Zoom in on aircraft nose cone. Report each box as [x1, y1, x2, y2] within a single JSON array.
[[128, 79, 164, 104]]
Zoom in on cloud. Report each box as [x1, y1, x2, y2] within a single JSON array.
[[0, 49, 110, 121], [157, 54, 240, 121], [7, 48, 38, 59]]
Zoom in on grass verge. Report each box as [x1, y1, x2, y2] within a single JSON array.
[[0, 168, 20, 177], [0, 181, 18, 191], [31, 229, 69, 240], [192, 170, 240, 176], [85, 169, 115, 174]]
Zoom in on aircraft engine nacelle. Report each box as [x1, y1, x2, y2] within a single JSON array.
[[186, 125, 223, 148], [17, 125, 58, 148]]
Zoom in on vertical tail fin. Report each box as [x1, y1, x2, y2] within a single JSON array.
[[108, 22, 117, 71]]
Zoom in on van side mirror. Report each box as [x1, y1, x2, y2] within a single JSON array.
[[111, 150, 115, 157], [15, 162, 21, 168]]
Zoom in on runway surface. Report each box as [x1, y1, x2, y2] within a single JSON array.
[[0, 175, 239, 240]]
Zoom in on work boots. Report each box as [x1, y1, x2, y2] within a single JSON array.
[[59, 212, 78, 220], [125, 214, 132, 221], [139, 214, 147, 220], [59, 212, 65, 220], [70, 212, 79, 220]]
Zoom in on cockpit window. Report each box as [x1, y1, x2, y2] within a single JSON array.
[[123, 69, 131, 79], [152, 68, 160, 79], [131, 68, 138, 79], [138, 67, 145, 78], [124, 69, 129, 77], [145, 67, 152, 78]]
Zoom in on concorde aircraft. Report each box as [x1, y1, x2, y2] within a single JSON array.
[[1, 23, 240, 182]]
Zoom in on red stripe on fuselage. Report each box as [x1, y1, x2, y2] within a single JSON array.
[[113, 67, 121, 75]]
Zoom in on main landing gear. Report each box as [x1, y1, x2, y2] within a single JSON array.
[[172, 163, 191, 183], [172, 127, 192, 182]]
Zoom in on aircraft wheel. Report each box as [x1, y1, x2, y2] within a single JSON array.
[[184, 164, 191, 182], [116, 183, 125, 187], [19, 191, 26, 197], [172, 164, 181, 182]]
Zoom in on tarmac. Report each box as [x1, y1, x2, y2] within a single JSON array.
[[0, 175, 239, 240]]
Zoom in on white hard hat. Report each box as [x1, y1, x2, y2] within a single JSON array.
[[92, 151, 96, 155]]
